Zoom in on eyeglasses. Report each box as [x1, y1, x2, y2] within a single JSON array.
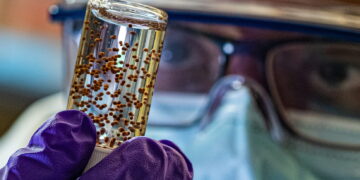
[[149, 23, 360, 149], [267, 42, 360, 149]]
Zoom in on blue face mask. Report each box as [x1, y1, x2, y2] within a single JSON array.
[[281, 111, 360, 180], [146, 75, 360, 180], [146, 76, 314, 180], [148, 92, 208, 126], [245, 100, 319, 180], [147, 79, 256, 179]]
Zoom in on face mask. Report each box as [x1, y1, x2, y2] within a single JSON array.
[[287, 110, 360, 146], [243, 94, 319, 180], [147, 85, 255, 179], [146, 76, 318, 180], [148, 92, 208, 126], [284, 111, 360, 180]]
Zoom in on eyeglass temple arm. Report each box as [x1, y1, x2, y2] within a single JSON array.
[[199, 75, 285, 143]]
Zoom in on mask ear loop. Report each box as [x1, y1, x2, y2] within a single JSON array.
[[198, 75, 246, 130], [244, 77, 286, 143], [199, 75, 286, 144]]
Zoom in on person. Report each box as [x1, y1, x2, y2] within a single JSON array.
[[0, 110, 193, 180], [1, 0, 360, 179]]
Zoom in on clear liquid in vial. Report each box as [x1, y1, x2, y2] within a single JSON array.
[[67, 2, 167, 148]]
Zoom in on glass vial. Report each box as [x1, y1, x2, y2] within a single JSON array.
[[67, 0, 167, 149]]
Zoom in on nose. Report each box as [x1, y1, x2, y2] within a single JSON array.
[[226, 54, 264, 85]]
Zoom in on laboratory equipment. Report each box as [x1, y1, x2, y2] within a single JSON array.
[[67, 0, 167, 150]]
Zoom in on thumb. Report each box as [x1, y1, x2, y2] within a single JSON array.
[[0, 110, 96, 180]]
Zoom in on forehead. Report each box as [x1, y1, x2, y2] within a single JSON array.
[[64, 0, 360, 9], [59, 0, 360, 41], [171, 21, 311, 42], [143, 0, 360, 39], [210, 0, 358, 6]]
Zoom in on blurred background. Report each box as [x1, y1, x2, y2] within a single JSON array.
[[0, 0, 62, 136]]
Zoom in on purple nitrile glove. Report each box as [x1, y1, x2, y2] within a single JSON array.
[[0, 110, 96, 180], [81, 137, 193, 180], [0, 110, 193, 180]]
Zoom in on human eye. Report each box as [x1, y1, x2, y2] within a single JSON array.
[[155, 26, 222, 93], [310, 61, 360, 91]]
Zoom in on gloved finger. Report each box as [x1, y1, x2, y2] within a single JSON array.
[[80, 137, 193, 180], [0, 110, 96, 180], [158, 139, 193, 175]]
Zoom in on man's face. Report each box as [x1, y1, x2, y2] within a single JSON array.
[[154, 18, 360, 135]]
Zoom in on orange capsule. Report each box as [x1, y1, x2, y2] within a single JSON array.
[[104, 137, 109, 143], [128, 127, 135, 132], [100, 128, 106, 134], [118, 127, 125, 132], [98, 52, 105, 57], [111, 121, 119, 126], [104, 84, 109, 90], [109, 138, 116, 147], [121, 131, 127, 136]]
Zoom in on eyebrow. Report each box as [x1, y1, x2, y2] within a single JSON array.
[[170, 23, 239, 42]]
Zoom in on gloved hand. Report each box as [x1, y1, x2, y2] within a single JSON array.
[[0, 110, 193, 180]]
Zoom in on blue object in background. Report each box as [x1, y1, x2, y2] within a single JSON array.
[[0, 27, 63, 135], [0, 28, 62, 96]]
